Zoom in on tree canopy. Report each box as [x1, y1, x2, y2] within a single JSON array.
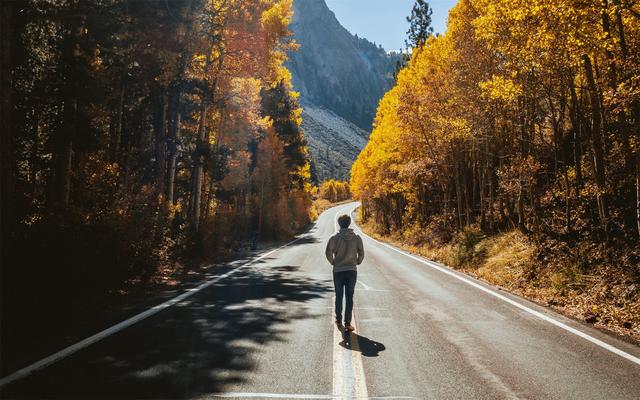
[[352, 0, 640, 253], [2, 0, 313, 304]]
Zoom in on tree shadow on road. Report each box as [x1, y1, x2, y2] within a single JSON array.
[[1, 265, 332, 399], [285, 236, 320, 247], [340, 330, 386, 357]]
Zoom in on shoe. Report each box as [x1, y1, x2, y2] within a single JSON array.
[[335, 319, 343, 328], [344, 323, 355, 331]]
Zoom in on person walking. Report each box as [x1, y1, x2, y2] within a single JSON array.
[[325, 214, 365, 331]]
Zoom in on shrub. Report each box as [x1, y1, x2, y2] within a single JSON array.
[[451, 226, 486, 268]]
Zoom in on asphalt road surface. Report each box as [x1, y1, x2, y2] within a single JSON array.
[[1, 203, 639, 399]]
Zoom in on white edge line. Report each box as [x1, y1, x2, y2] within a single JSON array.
[[209, 394, 413, 399], [210, 393, 332, 399], [0, 234, 308, 387], [349, 205, 640, 367]]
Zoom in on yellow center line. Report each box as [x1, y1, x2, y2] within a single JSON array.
[[332, 306, 368, 399], [332, 314, 346, 398], [349, 310, 369, 399]]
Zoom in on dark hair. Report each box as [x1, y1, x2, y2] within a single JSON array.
[[338, 214, 351, 229]]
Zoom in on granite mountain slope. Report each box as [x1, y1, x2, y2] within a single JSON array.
[[286, 0, 397, 181]]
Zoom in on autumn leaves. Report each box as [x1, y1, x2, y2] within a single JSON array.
[[351, 0, 640, 247], [6, 0, 313, 280]]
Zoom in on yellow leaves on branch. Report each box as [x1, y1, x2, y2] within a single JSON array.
[[351, 0, 640, 207], [479, 75, 522, 103], [191, 54, 208, 72], [260, 0, 298, 87], [261, 0, 294, 44]]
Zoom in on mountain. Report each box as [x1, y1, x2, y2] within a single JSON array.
[[287, 0, 398, 182], [301, 104, 369, 181]]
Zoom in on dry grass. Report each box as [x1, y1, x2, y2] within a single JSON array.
[[475, 231, 534, 287]]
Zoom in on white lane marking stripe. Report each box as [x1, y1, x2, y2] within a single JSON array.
[[349, 206, 640, 367], [0, 234, 309, 387], [357, 280, 372, 290], [332, 308, 346, 398]]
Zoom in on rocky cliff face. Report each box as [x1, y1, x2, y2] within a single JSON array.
[[287, 0, 397, 181]]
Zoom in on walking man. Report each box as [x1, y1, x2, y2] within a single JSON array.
[[325, 213, 365, 331]]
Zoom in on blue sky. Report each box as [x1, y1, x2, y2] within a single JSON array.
[[324, 0, 458, 51]]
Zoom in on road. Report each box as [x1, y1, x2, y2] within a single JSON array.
[[1, 203, 639, 399]]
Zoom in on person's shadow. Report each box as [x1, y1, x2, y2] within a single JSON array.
[[339, 330, 386, 357]]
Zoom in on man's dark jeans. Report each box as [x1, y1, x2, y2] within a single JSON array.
[[333, 270, 357, 324]]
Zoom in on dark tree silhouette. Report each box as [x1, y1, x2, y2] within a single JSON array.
[[406, 0, 434, 49]]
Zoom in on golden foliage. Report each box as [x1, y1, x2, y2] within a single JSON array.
[[351, 0, 640, 338], [351, 0, 640, 238], [318, 180, 351, 203]]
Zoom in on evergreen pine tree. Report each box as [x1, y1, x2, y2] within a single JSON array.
[[406, 0, 434, 49]]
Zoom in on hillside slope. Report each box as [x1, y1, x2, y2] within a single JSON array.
[[287, 0, 397, 180], [301, 103, 368, 182]]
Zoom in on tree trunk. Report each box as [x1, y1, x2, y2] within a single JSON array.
[[462, 154, 471, 226], [193, 99, 207, 230], [518, 110, 527, 232], [569, 78, 583, 197], [487, 139, 495, 229], [637, 128, 640, 238], [600, 0, 618, 88], [632, 99, 640, 239], [565, 167, 571, 232], [167, 109, 181, 207], [613, 7, 640, 238], [51, 14, 85, 210], [192, 48, 224, 230], [111, 84, 125, 162], [53, 97, 75, 210], [601, 1, 633, 169], [583, 54, 609, 238], [1, 0, 15, 266], [258, 173, 265, 236], [152, 86, 168, 205], [454, 152, 464, 229], [30, 110, 39, 199], [479, 160, 485, 228]]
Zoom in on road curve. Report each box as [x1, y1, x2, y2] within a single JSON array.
[[1, 202, 639, 399]]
